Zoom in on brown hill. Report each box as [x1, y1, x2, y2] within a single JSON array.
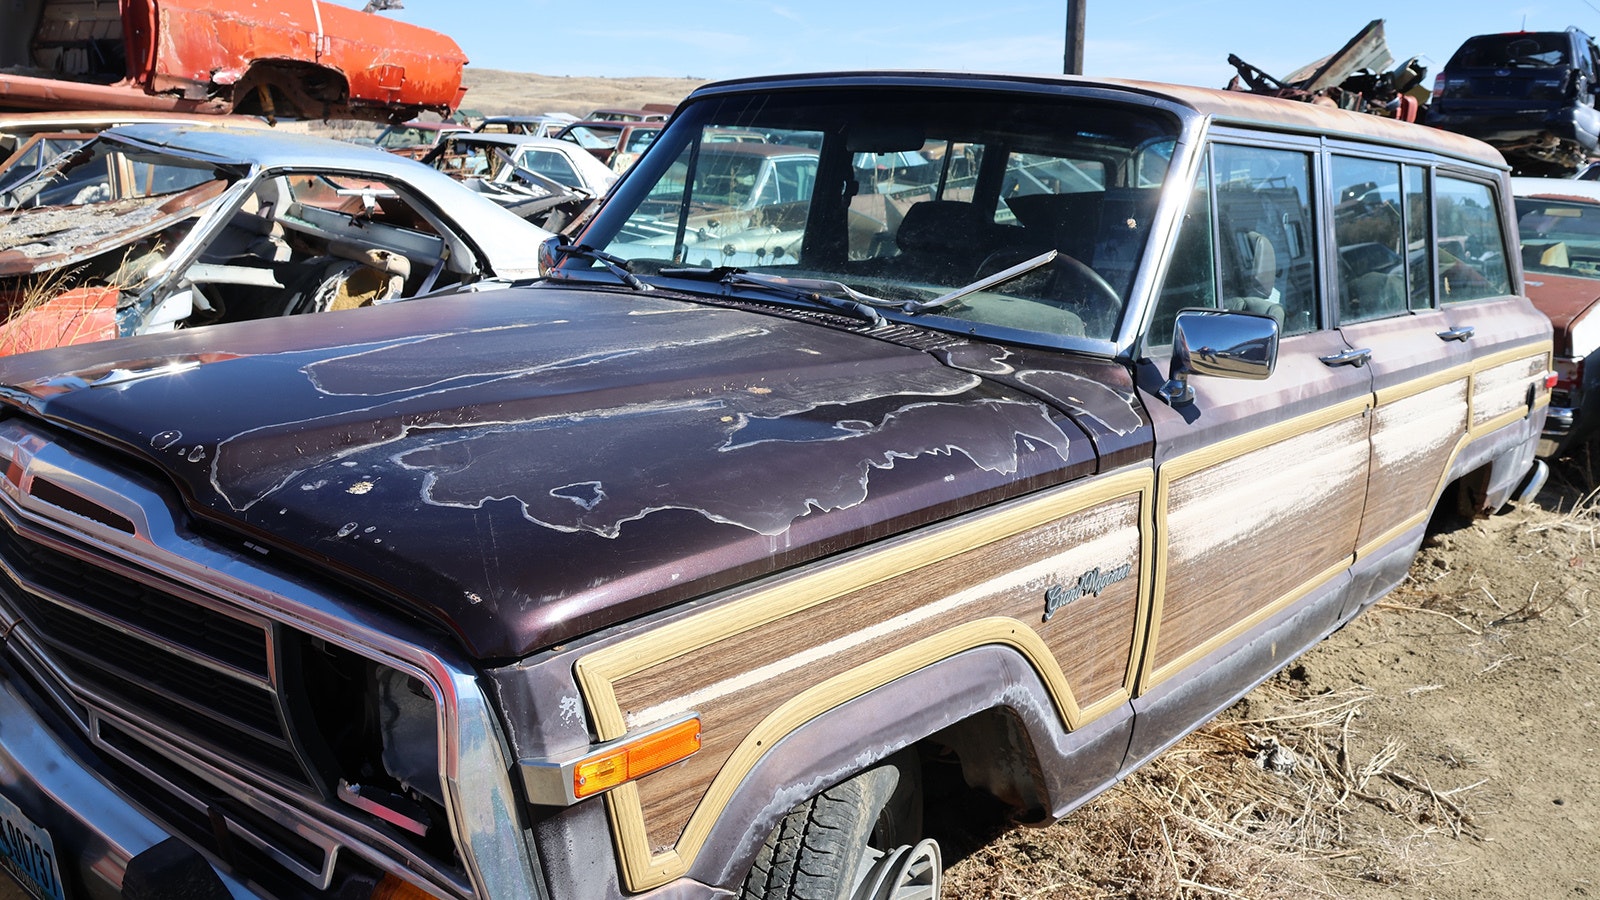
[[458, 68, 708, 119]]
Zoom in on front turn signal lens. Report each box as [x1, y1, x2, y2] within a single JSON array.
[[573, 717, 702, 799], [369, 874, 445, 900]]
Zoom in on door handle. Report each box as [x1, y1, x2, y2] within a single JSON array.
[[1319, 348, 1372, 368], [1437, 325, 1475, 342]]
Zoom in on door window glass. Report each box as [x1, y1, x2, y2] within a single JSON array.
[[1403, 165, 1433, 308], [1332, 156, 1406, 324], [1148, 161, 1214, 347], [1436, 176, 1511, 302], [1212, 144, 1317, 334]]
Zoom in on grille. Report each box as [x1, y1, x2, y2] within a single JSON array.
[[0, 505, 316, 792]]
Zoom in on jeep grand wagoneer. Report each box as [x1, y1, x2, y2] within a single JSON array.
[[0, 73, 1550, 900]]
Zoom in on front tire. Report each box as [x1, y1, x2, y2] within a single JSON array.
[[740, 756, 937, 900]]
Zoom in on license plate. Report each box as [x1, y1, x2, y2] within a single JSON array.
[[0, 792, 65, 900]]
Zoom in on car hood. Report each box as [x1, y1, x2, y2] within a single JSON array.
[[0, 287, 1106, 659], [1524, 269, 1600, 357]]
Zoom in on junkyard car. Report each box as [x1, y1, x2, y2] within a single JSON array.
[[369, 121, 470, 160], [421, 132, 618, 229], [473, 114, 579, 139], [1512, 176, 1600, 454], [556, 120, 663, 170], [0, 124, 546, 355], [1427, 27, 1600, 175], [0, 0, 469, 122], [0, 73, 1550, 900], [0, 111, 272, 196]]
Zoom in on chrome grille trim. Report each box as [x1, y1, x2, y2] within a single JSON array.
[[0, 419, 545, 900]]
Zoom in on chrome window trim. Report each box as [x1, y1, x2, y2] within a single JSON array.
[[0, 419, 545, 900]]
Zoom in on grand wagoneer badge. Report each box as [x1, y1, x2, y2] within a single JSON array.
[[1044, 563, 1133, 621]]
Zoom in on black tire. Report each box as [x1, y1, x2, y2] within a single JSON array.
[[740, 755, 925, 900]]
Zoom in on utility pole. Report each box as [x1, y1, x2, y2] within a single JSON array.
[[1063, 0, 1085, 75]]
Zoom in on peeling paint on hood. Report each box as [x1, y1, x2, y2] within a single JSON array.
[[0, 286, 1114, 659]]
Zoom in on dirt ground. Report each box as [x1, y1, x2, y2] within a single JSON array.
[[944, 455, 1600, 899]]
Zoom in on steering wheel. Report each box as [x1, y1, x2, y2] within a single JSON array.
[[974, 248, 1121, 332]]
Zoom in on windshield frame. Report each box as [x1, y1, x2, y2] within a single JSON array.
[[553, 75, 1204, 359]]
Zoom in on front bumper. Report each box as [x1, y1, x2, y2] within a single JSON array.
[[0, 665, 258, 900]]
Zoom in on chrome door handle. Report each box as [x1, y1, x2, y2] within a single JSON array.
[[1437, 325, 1475, 342], [1319, 348, 1372, 368]]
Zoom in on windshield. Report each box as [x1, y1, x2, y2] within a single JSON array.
[[570, 86, 1180, 344], [1516, 196, 1600, 277]]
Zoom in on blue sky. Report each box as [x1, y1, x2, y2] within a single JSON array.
[[335, 1, 1594, 89]]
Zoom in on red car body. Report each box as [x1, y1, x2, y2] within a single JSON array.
[[0, 0, 468, 122]]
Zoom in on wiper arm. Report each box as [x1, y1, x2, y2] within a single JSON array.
[[555, 244, 651, 291], [903, 250, 1058, 314], [719, 271, 887, 326]]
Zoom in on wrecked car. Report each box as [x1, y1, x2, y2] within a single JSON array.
[[1, 0, 469, 122], [0, 73, 1550, 900], [0, 124, 546, 355], [1512, 176, 1600, 455], [556, 120, 663, 170], [473, 114, 579, 139], [1427, 28, 1600, 175], [421, 132, 617, 230], [369, 121, 470, 160], [1225, 19, 1428, 122], [0, 111, 271, 196]]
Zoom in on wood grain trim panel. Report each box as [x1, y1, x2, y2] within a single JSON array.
[[576, 467, 1154, 891], [576, 466, 1154, 741], [1469, 351, 1551, 431], [1139, 396, 1371, 691], [600, 617, 1132, 889]]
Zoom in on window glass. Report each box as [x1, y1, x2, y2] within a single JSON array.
[[593, 90, 1179, 343], [1515, 195, 1600, 278], [522, 149, 580, 188], [1436, 176, 1511, 302], [1403, 165, 1432, 308], [1212, 144, 1317, 334], [1148, 159, 1214, 346], [625, 128, 825, 269], [1332, 156, 1406, 324]]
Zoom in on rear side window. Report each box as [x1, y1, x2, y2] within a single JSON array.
[[1436, 176, 1511, 302]]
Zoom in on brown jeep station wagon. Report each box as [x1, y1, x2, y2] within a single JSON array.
[[0, 73, 1551, 900]]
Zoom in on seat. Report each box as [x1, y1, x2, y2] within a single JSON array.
[[892, 200, 998, 282]]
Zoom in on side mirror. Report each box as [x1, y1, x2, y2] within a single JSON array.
[[1159, 308, 1279, 406]]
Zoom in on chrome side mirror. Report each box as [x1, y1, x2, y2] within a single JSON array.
[[1159, 309, 1279, 406]]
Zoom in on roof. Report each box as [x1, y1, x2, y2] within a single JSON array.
[[686, 71, 1508, 170], [1510, 176, 1600, 203]]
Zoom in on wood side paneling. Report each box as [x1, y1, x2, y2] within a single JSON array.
[[1149, 413, 1368, 679], [575, 469, 1151, 888], [1471, 354, 1545, 428], [1359, 380, 1469, 549]]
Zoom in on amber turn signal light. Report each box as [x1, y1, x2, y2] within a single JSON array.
[[369, 874, 445, 900], [573, 717, 702, 799]]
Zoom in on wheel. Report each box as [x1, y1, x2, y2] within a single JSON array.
[[740, 755, 935, 900]]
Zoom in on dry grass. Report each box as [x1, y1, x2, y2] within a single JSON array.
[[943, 680, 1484, 899]]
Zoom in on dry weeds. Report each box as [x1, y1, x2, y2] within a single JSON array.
[[943, 678, 1484, 899], [945, 468, 1600, 900]]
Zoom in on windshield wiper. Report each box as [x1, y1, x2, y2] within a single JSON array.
[[555, 244, 651, 291], [659, 267, 888, 326], [902, 250, 1058, 314]]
